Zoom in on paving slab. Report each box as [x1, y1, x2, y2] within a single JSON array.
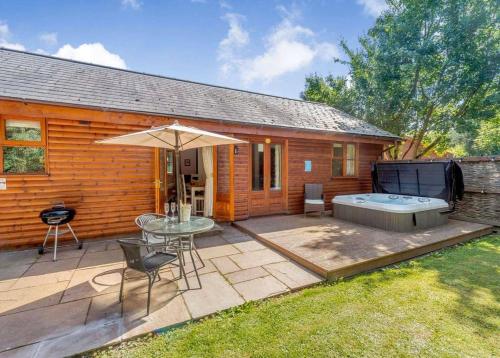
[[233, 275, 289, 301], [211, 256, 240, 274], [78, 250, 124, 269], [232, 240, 266, 252], [229, 249, 288, 269], [0, 250, 38, 269], [61, 263, 123, 303], [224, 267, 269, 284], [12, 258, 80, 290], [36, 246, 85, 262], [121, 294, 190, 340], [86, 292, 122, 324], [36, 321, 122, 358], [180, 271, 244, 318], [0, 281, 68, 316], [0, 299, 90, 352], [264, 261, 322, 290], [0, 343, 39, 358], [122, 278, 180, 322], [197, 244, 240, 260]]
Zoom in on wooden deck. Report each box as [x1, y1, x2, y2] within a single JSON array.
[[234, 215, 493, 279]]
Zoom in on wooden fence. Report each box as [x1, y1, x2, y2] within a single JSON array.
[[451, 156, 499, 227]]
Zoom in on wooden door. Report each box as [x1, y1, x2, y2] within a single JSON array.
[[155, 149, 175, 214], [214, 145, 234, 221], [249, 139, 286, 216]]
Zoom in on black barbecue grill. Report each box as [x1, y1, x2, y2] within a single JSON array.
[[39, 203, 82, 261]]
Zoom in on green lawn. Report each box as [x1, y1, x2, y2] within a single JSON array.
[[94, 234, 500, 358]]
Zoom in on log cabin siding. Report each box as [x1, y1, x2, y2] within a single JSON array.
[[0, 99, 391, 248], [0, 117, 156, 248], [287, 140, 383, 214]]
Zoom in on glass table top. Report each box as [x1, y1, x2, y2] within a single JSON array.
[[143, 216, 215, 236]]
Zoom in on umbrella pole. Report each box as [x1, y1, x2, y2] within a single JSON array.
[[175, 130, 181, 223]]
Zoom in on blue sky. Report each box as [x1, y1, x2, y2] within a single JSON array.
[[0, 0, 387, 99]]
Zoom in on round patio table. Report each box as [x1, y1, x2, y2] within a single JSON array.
[[143, 216, 215, 237], [143, 216, 214, 289]]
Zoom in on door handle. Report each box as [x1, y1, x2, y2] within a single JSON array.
[[153, 180, 163, 189]]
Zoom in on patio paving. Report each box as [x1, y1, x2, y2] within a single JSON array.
[[0, 225, 322, 357]]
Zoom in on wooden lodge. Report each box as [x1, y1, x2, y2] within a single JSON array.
[[0, 49, 398, 248]]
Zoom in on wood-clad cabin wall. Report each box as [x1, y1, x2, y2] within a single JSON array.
[[287, 140, 383, 214], [231, 137, 383, 219], [0, 99, 390, 248], [0, 118, 159, 248]]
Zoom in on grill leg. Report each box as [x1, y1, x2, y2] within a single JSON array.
[[66, 223, 80, 245], [53, 225, 59, 261], [42, 226, 52, 248]]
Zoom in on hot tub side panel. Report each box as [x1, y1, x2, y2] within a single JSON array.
[[333, 203, 448, 232]]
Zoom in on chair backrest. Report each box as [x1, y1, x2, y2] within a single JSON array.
[[135, 213, 165, 243], [117, 239, 147, 272], [305, 184, 323, 200], [135, 213, 161, 229]]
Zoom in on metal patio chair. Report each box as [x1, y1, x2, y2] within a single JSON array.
[[135, 213, 167, 244], [117, 238, 187, 315], [304, 183, 325, 216]]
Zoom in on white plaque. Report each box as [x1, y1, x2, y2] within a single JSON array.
[[0, 178, 5, 190]]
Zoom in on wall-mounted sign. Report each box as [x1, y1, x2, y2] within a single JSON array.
[[184, 159, 191, 167], [304, 160, 312, 172], [0, 178, 6, 190]]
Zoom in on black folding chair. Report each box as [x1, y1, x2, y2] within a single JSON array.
[[117, 239, 187, 315]]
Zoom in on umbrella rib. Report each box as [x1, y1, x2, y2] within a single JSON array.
[[181, 134, 203, 148], [147, 133, 175, 148]]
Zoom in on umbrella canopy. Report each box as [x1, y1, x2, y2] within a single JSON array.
[[96, 121, 246, 221], [96, 121, 246, 150]]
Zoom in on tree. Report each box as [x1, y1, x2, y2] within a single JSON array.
[[303, 0, 499, 159]]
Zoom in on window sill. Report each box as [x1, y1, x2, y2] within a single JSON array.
[[1, 173, 49, 177], [331, 176, 358, 180]]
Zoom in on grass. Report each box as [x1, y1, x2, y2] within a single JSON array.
[[93, 234, 500, 358]]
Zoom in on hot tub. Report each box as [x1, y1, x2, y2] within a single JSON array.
[[332, 193, 449, 232]]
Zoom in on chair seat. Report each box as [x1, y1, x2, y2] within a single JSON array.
[[305, 199, 324, 205], [143, 252, 177, 271]]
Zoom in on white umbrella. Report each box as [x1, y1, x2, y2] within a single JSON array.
[[96, 120, 246, 220]]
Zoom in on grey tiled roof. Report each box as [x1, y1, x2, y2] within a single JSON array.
[[0, 48, 398, 139]]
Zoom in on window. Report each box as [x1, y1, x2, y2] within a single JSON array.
[[166, 151, 174, 174], [251, 143, 264, 191], [332, 142, 357, 177], [270, 144, 282, 190], [346, 144, 356, 176], [0, 118, 46, 174]]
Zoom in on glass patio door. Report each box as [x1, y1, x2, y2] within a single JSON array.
[[249, 140, 285, 216]]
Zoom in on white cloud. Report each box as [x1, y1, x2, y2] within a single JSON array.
[[219, 1, 231, 10], [357, 0, 388, 17], [39, 32, 58, 46], [218, 9, 338, 84], [121, 0, 141, 10], [0, 21, 25, 51], [54, 43, 127, 69], [217, 13, 249, 75]]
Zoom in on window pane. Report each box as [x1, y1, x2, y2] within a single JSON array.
[[167, 151, 174, 174], [3, 147, 45, 174], [332, 159, 343, 176], [347, 144, 356, 160], [333, 143, 343, 157], [252, 143, 264, 191], [5, 120, 42, 141], [270, 144, 281, 190], [346, 159, 355, 176]]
